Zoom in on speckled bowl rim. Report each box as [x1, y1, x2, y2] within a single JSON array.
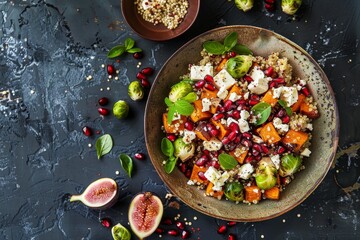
[[145, 25, 339, 221]]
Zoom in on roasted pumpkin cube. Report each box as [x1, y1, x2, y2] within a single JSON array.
[[259, 122, 281, 144], [261, 90, 278, 107], [245, 185, 262, 203], [229, 148, 248, 164], [215, 58, 228, 72], [300, 101, 320, 119], [282, 129, 309, 152], [210, 119, 228, 140], [201, 88, 219, 100], [224, 84, 243, 101], [205, 182, 224, 199], [162, 113, 186, 134], [264, 186, 280, 200], [190, 165, 208, 185], [190, 100, 212, 123], [291, 94, 306, 112]]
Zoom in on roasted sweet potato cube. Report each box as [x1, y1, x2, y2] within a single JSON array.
[[291, 94, 306, 112], [205, 182, 224, 199], [261, 90, 278, 107], [282, 129, 309, 152], [215, 58, 228, 72], [162, 113, 186, 134], [190, 165, 208, 185], [300, 101, 320, 119], [224, 84, 243, 101], [264, 186, 280, 200], [229, 148, 248, 164], [210, 98, 221, 114], [201, 88, 219, 100], [210, 119, 228, 140], [190, 100, 212, 123], [259, 122, 281, 144], [245, 186, 262, 203]]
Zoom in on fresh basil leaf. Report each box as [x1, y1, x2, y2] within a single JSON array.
[[167, 106, 176, 124], [124, 38, 135, 50], [224, 32, 238, 51], [174, 99, 194, 116], [278, 99, 293, 116], [218, 153, 238, 170], [251, 102, 272, 125], [181, 92, 197, 103], [126, 47, 142, 53], [231, 44, 253, 55], [165, 156, 177, 174], [119, 153, 133, 177], [96, 134, 113, 159], [107, 45, 126, 59], [203, 41, 226, 55], [161, 138, 174, 157], [165, 97, 174, 107]]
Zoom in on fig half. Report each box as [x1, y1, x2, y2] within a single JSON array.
[[70, 178, 119, 210], [128, 192, 163, 239]]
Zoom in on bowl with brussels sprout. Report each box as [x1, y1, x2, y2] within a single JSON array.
[[144, 26, 339, 221]]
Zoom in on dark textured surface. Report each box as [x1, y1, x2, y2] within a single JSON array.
[[0, 0, 359, 239]]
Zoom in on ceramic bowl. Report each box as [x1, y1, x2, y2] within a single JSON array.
[[144, 25, 339, 221], [121, 0, 200, 41]]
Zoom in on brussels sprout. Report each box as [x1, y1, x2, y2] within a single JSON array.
[[255, 157, 277, 190], [173, 138, 195, 161], [281, 0, 302, 15], [224, 182, 244, 202], [168, 81, 193, 102], [279, 154, 302, 177], [235, 0, 254, 12], [128, 81, 144, 101], [226, 55, 253, 79], [113, 100, 129, 119]]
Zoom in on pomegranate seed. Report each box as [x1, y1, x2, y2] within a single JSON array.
[[222, 137, 231, 145], [167, 134, 176, 142], [210, 129, 219, 137], [100, 218, 111, 228], [156, 227, 164, 234], [276, 109, 286, 118], [301, 87, 310, 97], [242, 132, 252, 140], [273, 78, 285, 84], [133, 52, 143, 59], [253, 143, 262, 153], [213, 113, 225, 121], [265, 3, 274, 11], [261, 144, 270, 154], [82, 126, 92, 136], [252, 149, 260, 156], [136, 72, 147, 80], [249, 99, 259, 106], [244, 75, 253, 83], [204, 75, 214, 82], [277, 146, 286, 154], [228, 51, 236, 58], [228, 131, 237, 141], [205, 83, 216, 91], [176, 221, 185, 230], [98, 107, 109, 116], [168, 229, 179, 236], [184, 121, 194, 131], [196, 155, 209, 166], [232, 110, 240, 119], [269, 81, 277, 89], [236, 99, 247, 105], [134, 153, 145, 160], [234, 136, 241, 143], [265, 0, 275, 4], [179, 163, 187, 173], [254, 154, 262, 161], [203, 150, 210, 156], [282, 115, 290, 124], [241, 138, 252, 148], [96, 130, 101, 134], [244, 155, 254, 164], [107, 64, 115, 75], [217, 225, 227, 234], [228, 233, 236, 240], [218, 106, 226, 113], [162, 218, 172, 225], [206, 123, 215, 131], [250, 94, 260, 101], [198, 171, 207, 181], [141, 79, 151, 88], [195, 80, 206, 89], [229, 122, 239, 132], [264, 66, 273, 77], [210, 160, 220, 169], [141, 67, 154, 76], [185, 169, 191, 178], [181, 230, 191, 239], [227, 221, 237, 227], [224, 100, 233, 111], [98, 97, 109, 106]]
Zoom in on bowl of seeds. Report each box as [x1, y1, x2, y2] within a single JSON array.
[[121, 0, 200, 41]]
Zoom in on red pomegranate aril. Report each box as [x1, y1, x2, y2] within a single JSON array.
[[196, 156, 208, 166], [141, 67, 154, 76], [100, 218, 111, 228], [185, 169, 192, 178], [162, 218, 173, 225], [261, 144, 270, 154], [133, 52, 143, 59], [224, 100, 233, 111], [205, 83, 216, 91], [244, 75, 253, 83], [213, 113, 225, 120], [107, 64, 115, 75], [227, 221, 237, 227], [218, 106, 226, 113], [168, 229, 179, 236], [265, 0, 275, 4], [179, 163, 187, 173], [228, 233, 236, 240], [210, 129, 220, 137], [228, 131, 237, 141], [167, 134, 176, 142], [176, 221, 185, 230], [250, 94, 260, 101], [253, 143, 262, 153], [181, 230, 191, 239], [264, 66, 274, 77], [217, 225, 227, 234], [211, 160, 221, 169], [229, 122, 239, 132], [232, 110, 241, 119], [184, 122, 194, 131], [269, 81, 277, 89], [282, 115, 290, 124], [82, 126, 92, 136], [203, 149, 210, 156], [301, 87, 310, 97], [228, 51, 236, 58], [134, 153, 145, 160], [277, 146, 286, 154], [222, 137, 231, 145], [195, 80, 206, 89], [273, 78, 285, 84], [206, 123, 215, 131], [254, 154, 262, 161], [241, 138, 252, 148], [265, 3, 274, 11], [249, 99, 259, 106], [234, 136, 241, 144], [276, 109, 286, 118], [244, 155, 254, 163], [236, 99, 247, 105], [98, 107, 109, 116], [198, 171, 207, 181], [141, 79, 151, 88], [136, 72, 147, 80], [204, 75, 214, 83], [98, 97, 109, 106], [156, 227, 165, 234], [252, 149, 260, 156], [242, 132, 252, 140]]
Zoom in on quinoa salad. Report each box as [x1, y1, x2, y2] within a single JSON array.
[[160, 32, 320, 204]]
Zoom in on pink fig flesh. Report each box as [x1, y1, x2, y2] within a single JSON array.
[[128, 192, 163, 239]]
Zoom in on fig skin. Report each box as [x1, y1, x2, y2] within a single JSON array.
[[128, 192, 163, 240], [70, 178, 119, 210]]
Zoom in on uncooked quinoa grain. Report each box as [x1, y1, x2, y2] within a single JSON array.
[[135, 0, 189, 30]]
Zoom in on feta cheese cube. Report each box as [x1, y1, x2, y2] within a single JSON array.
[[217, 87, 228, 100], [213, 171, 230, 191], [250, 66, 265, 81], [270, 155, 280, 170], [273, 117, 289, 133], [226, 117, 238, 127], [238, 163, 254, 180], [203, 137, 223, 151], [228, 92, 242, 102], [301, 148, 311, 157], [248, 77, 269, 95], [190, 64, 213, 80], [243, 92, 249, 100], [280, 87, 298, 106], [240, 110, 250, 120], [272, 86, 283, 98], [201, 98, 211, 112], [182, 130, 196, 144], [238, 119, 250, 133], [213, 69, 236, 90], [204, 166, 221, 183], [187, 180, 195, 185]]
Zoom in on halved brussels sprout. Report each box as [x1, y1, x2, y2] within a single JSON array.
[[226, 55, 253, 78], [224, 182, 244, 202], [173, 138, 195, 161], [128, 81, 144, 101], [235, 0, 254, 12], [255, 157, 277, 190], [281, 0, 302, 15], [168, 81, 193, 102], [113, 100, 129, 119], [279, 154, 302, 177]]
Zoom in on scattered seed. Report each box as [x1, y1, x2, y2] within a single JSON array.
[[100, 88, 103, 91], [101, 64, 105, 68], [260, 235, 264, 238], [115, 171, 120, 175], [282, 219, 286, 223], [193, 216, 197, 220], [297, 214, 301, 218], [106, 87, 110, 91], [114, 76, 119, 80], [88, 143, 92, 148]]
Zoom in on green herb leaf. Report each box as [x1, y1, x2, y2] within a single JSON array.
[[278, 99, 293, 116], [218, 153, 238, 170], [107, 45, 126, 58], [165, 97, 174, 107], [96, 134, 113, 159], [161, 138, 174, 157], [224, 32, 238, 51], [203, 41, 226, 55], [119, 153, 133, 177], [251, 102, 272, 125], [167, 106, 176, 124], [124, 38, 135, 50], [231, 44, 253, 55], [126, 47, 142, 53], [174, 99, 194, 116], [164, 156, 177, 174], [181, 92, 197, 103]]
